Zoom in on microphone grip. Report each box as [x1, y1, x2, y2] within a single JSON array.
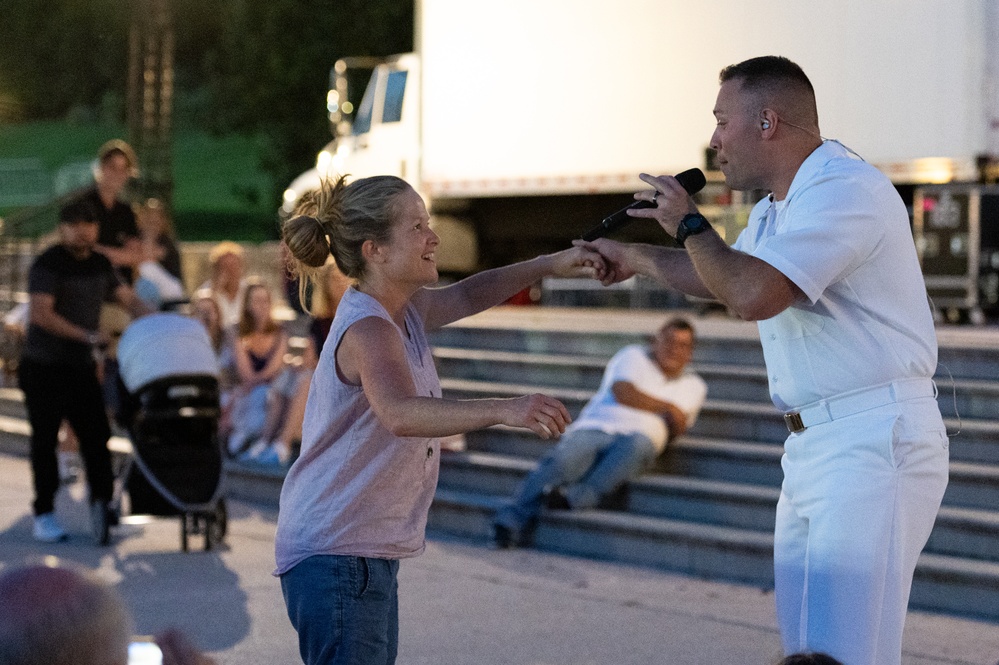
[[581, 200, 655, 242], [578, 168, 706, 242]]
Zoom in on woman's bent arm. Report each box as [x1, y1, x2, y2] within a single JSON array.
[[338, 316, 570, 439]]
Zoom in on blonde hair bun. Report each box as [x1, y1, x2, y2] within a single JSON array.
[[285, 214, 331, 268]]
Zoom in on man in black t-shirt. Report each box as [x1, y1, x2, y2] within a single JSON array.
[[20, 200, 150, 545]]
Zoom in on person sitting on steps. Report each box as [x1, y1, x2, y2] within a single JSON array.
[[491, 317, 706, 548]]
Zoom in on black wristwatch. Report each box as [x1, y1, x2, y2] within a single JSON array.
[[674, 213, 711, 247]]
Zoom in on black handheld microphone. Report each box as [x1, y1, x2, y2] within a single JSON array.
[[580, 168, 707, 241]]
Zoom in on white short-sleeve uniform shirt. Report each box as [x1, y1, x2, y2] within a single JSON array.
[[733, 140, 937, 411]]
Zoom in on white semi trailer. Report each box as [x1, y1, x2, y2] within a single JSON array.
[[283, 0, 997, 274]]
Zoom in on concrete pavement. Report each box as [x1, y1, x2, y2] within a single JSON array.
[[1, 452, 997, 665]]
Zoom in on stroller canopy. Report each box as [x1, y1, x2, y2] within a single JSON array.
[[118, 313, 220, 393]]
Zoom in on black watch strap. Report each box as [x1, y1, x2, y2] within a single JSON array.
[[675, 213, 710, 247]]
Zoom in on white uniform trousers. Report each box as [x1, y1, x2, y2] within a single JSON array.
[[774, 396, 949, 665]]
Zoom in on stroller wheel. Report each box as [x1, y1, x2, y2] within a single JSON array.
[[205, 499, 228, 550]]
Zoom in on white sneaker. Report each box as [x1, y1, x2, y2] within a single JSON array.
[[33, 513, 68, 543], [227, 430, 250, 457], [238, 439, 269, 462], [256, 442, 291, 467], [58, 451, 82, 483]]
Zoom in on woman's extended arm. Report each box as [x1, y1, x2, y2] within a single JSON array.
[[412, 247, 606, 331]]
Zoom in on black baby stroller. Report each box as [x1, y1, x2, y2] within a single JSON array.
[[115, 313, 227, 551]]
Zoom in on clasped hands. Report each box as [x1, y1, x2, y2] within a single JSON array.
[[572, 172, 699, 286]]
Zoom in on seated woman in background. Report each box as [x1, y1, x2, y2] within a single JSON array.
[[245, 260, 352, 466], [243, 340, 314, 466], [133, 198, 185, 309], [137, 198, 182, 280], [199, 242, 247, 328], [225, 281, 289, 457], [192, 289, 232, 358]]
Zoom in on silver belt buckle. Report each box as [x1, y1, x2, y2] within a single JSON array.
[[784, 412, 805, 433]]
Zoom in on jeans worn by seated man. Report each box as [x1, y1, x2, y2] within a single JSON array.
[[492, 318, 707, 547]]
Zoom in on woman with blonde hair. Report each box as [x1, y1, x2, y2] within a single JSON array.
[[274, 174, 605, 664], [225, 280, 288, 457], [199, 241, 247, 327]]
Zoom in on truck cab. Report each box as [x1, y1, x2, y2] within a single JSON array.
[[282, 54, 478, 274]]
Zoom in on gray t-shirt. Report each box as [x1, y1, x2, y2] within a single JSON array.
[[274, 287, 442, 573], [21, 245, 119, 365]]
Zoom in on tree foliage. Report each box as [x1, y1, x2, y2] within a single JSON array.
[[200, 0, 414, 199], [0, 0, 414, 200], [0, 0, 130, 121]]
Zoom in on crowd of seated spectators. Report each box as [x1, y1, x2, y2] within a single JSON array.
[[187, 242, 348, 468], [188, 241, 350, 468]]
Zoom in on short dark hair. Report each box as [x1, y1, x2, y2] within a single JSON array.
[[662, 317, 695, 336], [719, 55, 814, 97], [59, 200, 98, 225]]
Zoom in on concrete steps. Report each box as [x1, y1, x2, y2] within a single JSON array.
[[444, 379, 999, 486], [3, 306, 999, 621], [436, 449, 999, 563], [436, 347, 999, 421], [428, 486, 999, 620], [424, 308, 999, 621]]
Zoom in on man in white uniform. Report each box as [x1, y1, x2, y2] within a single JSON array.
[[578, 56, 948, 665]]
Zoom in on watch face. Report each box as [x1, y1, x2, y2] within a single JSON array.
[[683, 214, 708, 233], [676, 213, 709, 247]]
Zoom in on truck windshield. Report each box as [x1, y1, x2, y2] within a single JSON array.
[[352, 68, 407, 135], [353, 78, 376, 135], [383, 70, 407, 123]]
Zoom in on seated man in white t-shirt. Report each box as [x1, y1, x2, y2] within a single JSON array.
[[492, 318, 707, 548]]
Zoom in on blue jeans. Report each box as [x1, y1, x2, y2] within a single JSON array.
[[281, 555, 400, 665], [494, 429, 656, 536]]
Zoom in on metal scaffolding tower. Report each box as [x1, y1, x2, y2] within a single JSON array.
[[127, 0, 174, 207]]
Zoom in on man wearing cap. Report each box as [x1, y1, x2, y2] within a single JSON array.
[[19, 200, 149, 545]]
